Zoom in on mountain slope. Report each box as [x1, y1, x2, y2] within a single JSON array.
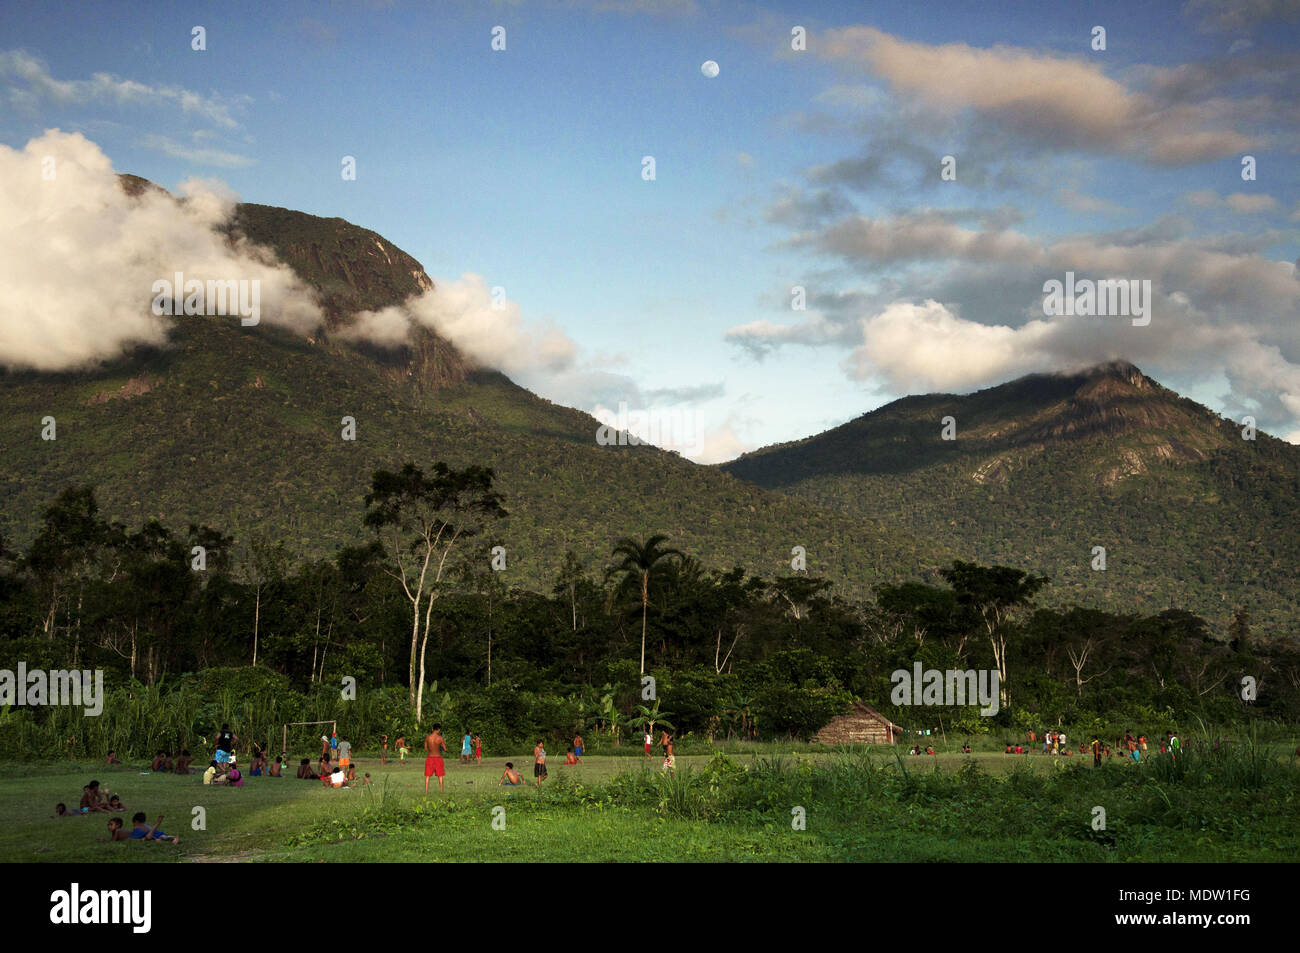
[[722, 362, 1300, 634], [0, 184, 940, 596]]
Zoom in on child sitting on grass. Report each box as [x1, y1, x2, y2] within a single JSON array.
[[107, 794, 125, 811], [174, 750, 194, 775], [297, 758, 318, 780], [499, 763, 523, 786], [269, 756, 283, 777], [80, 782, 110, 812], [345, 763, 357, 783]]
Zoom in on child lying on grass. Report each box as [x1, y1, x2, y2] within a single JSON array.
[[128, 812, 179, 844]]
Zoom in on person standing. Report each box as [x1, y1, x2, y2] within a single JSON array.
[[473, 733, 483, 765], [1091, 736, 1101, 767], [381, 733, 388, 767], [644, 729, 652, 758], [573, 733, 584, 760], [215, 723, 237, 765], [424, 725, 447, 795], [533, 739, 547, 787], [396, 735, 408, 763], [461, 731, 473, 764], [337, 736, 352, 771]]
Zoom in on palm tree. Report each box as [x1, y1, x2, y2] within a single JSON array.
[[606, 534, 683, 675], [630, 701, 675, 737]]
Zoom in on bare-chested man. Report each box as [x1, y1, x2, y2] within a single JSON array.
[[424, 724, 448, 794]]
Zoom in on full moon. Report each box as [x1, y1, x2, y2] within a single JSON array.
[[701, 60, 719, 78]]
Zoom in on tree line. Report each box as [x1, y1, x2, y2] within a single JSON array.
[[1, 462, 1296, 754]]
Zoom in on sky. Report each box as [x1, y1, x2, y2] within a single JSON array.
[[2, 0, 1298, 460]]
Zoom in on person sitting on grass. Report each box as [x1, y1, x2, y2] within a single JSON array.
[[270, 756, 283, 777], [318, 753, 332, 779], [1004, 743, 1013, 754], [129, 811, 179, 844], [1014, 743, 1022, 754], [249, 751, 266, 776], [55, 803, 83, 818], [329, 765, 347, 788], [362, 772, 372, 787], [345, 762, 357, 783], [105, 750, 121, 766], [99, 816, 131, 841], [202, 760, 219, 785], [107, 794, 125, 812], [174, 749, 194, 775], [150, 750, 168, 772], [926, 745, 936, 756], [225, 760, 243, 787], [563, 747, 581, 765], [500, 763, 523, 786], [297, 758, 318, 780], [960, 742, 971, 754], [80, 781, 110, 812]]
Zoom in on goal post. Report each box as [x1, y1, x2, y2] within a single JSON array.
[[282, 720, 336, 761]]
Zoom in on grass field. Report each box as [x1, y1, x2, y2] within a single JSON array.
[[8, 741, 1297, 863]]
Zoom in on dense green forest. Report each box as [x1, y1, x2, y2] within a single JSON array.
[[723, 361, 1300, 634], [1, 466, 1294, 759]]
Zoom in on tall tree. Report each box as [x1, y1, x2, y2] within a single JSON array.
[[938, 561, 1048, 709], [606, 534, 682, 675], [364, 462, 506, 719]]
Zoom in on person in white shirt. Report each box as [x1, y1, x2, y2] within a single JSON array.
[[330, 767, 346, 788]]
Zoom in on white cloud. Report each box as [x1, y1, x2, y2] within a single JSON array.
[[0, 50, 247, 129], [0, 130, 322, 371], [137, 134, 256, 169], [348, 274, 577, 377]]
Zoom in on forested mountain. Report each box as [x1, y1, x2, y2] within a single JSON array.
[[722, 361, 1300, 636], [0, 178, 937, 598]]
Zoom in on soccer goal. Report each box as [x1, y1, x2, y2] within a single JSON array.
[[282, 720, 336, 761]]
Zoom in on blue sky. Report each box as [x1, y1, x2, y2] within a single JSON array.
[[2, 0, 1299, 459]]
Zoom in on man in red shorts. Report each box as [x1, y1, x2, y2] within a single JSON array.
[[424, 724, 447, 795]]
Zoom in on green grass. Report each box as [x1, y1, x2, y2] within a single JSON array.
[[8, 740, 1298, 862]]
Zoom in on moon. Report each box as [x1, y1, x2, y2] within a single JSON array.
[[701, 60, 719, 78]]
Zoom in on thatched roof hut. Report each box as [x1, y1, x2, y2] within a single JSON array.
[[813, 701, 902, 745]]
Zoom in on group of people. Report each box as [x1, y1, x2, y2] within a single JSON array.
[[415, 727, 594, 794], [1003, 729, 1182, 766], [59, 778, 122, 816], [56, 779, 178, 844], [643, 729, 675, 771]]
